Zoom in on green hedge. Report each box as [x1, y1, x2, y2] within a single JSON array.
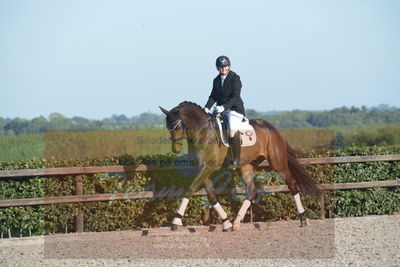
[[0, 145, 399, 237], [332, 146, 400, 217]]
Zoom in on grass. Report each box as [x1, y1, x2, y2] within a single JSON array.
[[0, 128, 336, 162]]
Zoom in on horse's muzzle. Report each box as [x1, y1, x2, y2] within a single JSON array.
[[172, 144, 181, 154]]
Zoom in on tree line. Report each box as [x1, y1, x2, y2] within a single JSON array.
[[245, 104, 400, 128], [0, 112, 164, 135], [1, 105, 399, 135]]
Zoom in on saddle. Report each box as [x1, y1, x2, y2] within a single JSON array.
[[213, 113, 256, 147]]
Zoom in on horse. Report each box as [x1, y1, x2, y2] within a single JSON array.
[[159, 101, 321, 231]]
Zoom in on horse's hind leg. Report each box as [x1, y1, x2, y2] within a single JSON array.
[[204, 178, 232, 231], [275, 167, 309, 227], [233, 164, 258, 231]]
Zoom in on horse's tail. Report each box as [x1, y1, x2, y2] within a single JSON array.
[[286, 143, 322, 195]]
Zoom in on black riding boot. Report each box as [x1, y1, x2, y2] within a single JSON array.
[[230, 131, 241, 169]]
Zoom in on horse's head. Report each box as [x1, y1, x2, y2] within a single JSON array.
[[159, 106, 186, 154], [160, 102, 211, 154]]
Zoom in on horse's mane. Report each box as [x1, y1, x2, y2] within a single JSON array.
[[174, 101, 214, 130], [176, 101, 207, 115]]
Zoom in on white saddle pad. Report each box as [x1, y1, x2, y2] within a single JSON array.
[[215, 116, 256, 147]]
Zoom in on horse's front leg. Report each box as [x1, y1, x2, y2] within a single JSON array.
[[171, 166, 213, 231], [233, 165, 257, 231]]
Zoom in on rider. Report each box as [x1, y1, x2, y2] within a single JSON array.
[[204, 55, 245, 169]]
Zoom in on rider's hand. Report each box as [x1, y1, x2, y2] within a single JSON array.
[[204, 107, 210, 113], [214, 105, 225, 114]]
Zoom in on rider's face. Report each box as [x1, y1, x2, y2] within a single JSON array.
[[218, 66, 230, 75]]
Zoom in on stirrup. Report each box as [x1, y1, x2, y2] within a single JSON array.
[[224, 160, 240, 170], [232, 160, 241, 170]]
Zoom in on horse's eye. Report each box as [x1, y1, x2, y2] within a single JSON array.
[[166, 120, 174, 130]]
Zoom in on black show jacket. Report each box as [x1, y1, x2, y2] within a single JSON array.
[[205, 70, 245, 115]]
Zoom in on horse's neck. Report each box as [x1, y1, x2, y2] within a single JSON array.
[[180, 108, 210, 131], [183, 113, 216, 151], [181, 110, 214, 146]]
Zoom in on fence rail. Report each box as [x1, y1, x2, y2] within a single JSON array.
[[0, 180, 399, 208], [0, 154, 399, 232], [1, 155, 399, 179]]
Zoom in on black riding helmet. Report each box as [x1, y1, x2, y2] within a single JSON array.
[[216, 55, 231, 69]]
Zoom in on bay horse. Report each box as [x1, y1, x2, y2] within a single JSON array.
[[159, 101, 321, 231]]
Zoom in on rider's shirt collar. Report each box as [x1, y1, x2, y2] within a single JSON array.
[[220, 72, 228, 86]]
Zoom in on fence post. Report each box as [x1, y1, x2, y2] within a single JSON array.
[[75, 175, 84, 233], [319, 193, 325, 219], [250, 205, 253, 223]]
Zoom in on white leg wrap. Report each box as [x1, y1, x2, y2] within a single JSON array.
[[222, 220, 232, 230], [213, 202, 227, 220], [177, 197, 189, 216], [293, 193, 305, 214], [237, 199, 251, 218], [172, 217, 183, 226]]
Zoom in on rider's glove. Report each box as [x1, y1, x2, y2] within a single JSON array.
[[214, 105, 225, 114], [204, 107, 210, 113]]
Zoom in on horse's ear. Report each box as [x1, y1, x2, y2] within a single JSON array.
[[159, 106, 169, 115]]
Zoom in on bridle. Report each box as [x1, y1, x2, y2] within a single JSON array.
[[167, 119, 186, 145]]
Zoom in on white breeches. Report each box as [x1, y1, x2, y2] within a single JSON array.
[[224, 110, 244, 137]]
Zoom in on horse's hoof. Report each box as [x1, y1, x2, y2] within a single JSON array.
[[299, 212, 310, 227], [222, 220, 232, 232], [233, 220, 241, 231], [171, 224, 180, 231], [300, 218, 310, 227]]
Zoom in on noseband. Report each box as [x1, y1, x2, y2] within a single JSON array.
[[168, 119, 186, 145]]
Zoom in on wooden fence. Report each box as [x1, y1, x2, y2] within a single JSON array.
[[1, 155, 399, 232]]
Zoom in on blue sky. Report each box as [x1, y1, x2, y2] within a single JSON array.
[[1, 0, 399, 119]]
